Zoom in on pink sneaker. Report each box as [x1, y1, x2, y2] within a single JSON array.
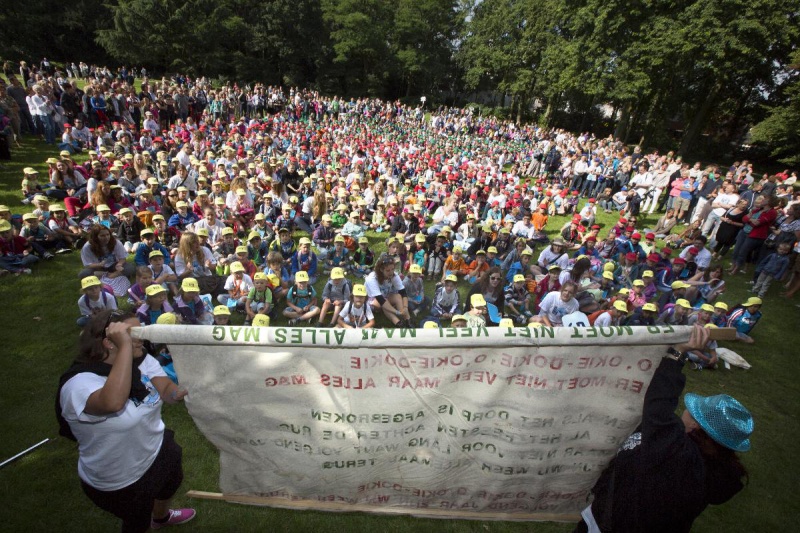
[[151, 508, 196, 529]]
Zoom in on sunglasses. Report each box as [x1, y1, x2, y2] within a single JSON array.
[[168, 194, 178, 198], [102, 310, 128, 337], [490, 276, 501, 281]]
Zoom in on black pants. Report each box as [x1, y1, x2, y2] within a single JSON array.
[[81, 429, 184, 533]]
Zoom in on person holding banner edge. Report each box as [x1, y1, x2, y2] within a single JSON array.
[[58, 310, 195, 532], [575, 325, 753, 533]]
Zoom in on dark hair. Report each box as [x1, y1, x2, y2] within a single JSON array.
[[87, 224, 117, 259], [77, 310, 136, 363], [375, 253, 396, 284], [688, 428, 749, 486], [476, 267, 504, 299], [570, 257, 592, 282]]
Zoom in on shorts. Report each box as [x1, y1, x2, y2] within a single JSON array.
[[81, 429, 184, 533], [674, 197, 691, 212]]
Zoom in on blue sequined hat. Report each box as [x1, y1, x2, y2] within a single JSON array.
[[685, 393, 754, 452]]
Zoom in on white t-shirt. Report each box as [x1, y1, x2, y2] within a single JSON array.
[[365, 272, 404, 299], [60, 355, 166, 490], [538, 291, 580, 326], [77, 291, 118, 316], [711, 193, 739, 216], [224, 273, 255, 297], [593, 311, 614, 327], [562, 311, 590, 327], [339, 301, 374, 327]]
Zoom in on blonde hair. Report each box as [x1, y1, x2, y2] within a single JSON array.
[[177, 232, 204, 267]]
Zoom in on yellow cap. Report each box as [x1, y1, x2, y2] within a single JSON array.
[[675, 298, 692, 308], [487, 246, 498, 254], [409, 264, 423, 274], [603, 262, 615, 272], [444, 274, 458, 283], [0, 221, 11, 232], [298, 237, 311, 245], [714, 302, 728, 311], [613, 300, 628, 312], [175, 201, 188, 208], [331, 267, 345, 279], [642, 303, 658, 313], [267, 274, 280, 286], [415, 233, 426, 243], [213, 305, 231, 315], [252, 315, 271, 327], [451, 314, 466, 323], [743, 297, 762, 307], [334, 235, 345, 243], [229, 261, 245, 273], [148, 250, 163, 259], [704, 323, 718, 329], [96, 204, 111, 212], [617, 288, 630, 296], [602, 271, 614, 280], [423, 321, 438, 329], [671, 280, 690, 289], [253, 272, 267, 281], [352, 284, 367, 297], [295, 271, 309, 282], [471, 294, 486, 307], [221, 227, 234, 235], [118, 207, 132, 215], [513, 274, 526, 283], [700, 304, 715, 313], [22, 213, 38, 221], [248, 231, 261, 241], [156, 312, 179, 325], [235, 245, 248, 254], [498, 318, 515, 328], [181, 278, 199, 292], [146, 284, 166, 297], [633, 279, 645, 287], [80, 276, 101, 290], [196, 228, 209, 237], [642, 270, 654, 278]]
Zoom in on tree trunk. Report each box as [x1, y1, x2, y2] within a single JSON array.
[[639, 89, 664, 147], [724, 81, 755, 145], [679, 80, 723, 156], [614, 101, 633, 140], [579, 94, 596, 132]]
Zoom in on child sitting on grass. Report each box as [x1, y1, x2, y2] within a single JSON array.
[[148, 249, 179, 296], [213, 305, 231, 325], [325, 235, 350, 274], [337, 284, 375, 329], [283, 271, 319, 325], [174, 277, 213, 325], [77, 276, 117, 327], [136, 284, 173, 325], [505, 274, 533, 324], [405, 264, 427, 317], [218, 261, 254, 312], [318, 267, 351, 327], [245, 272, 274, 325], [350, 236, 374, 278], [127, 266, 154, 307]]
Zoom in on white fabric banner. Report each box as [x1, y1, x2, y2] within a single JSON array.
[[134, 325, 692, 521]]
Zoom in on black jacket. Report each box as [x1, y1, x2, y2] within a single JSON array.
[[589, 358, 744, 532]]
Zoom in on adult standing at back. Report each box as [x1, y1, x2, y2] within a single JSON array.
[[729, 195, 780, 275]]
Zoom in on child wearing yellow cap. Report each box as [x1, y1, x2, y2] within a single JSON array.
[[136, 284, 174, 325], [77, 276, 117, 327]]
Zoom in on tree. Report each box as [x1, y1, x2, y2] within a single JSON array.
[[750, 51, 800, 166]]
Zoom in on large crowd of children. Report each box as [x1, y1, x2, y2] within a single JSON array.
[[2, 65, 799, 373]]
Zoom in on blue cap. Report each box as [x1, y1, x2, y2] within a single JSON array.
[[685, 393, 753, 452], [621, 187, 628, 191]]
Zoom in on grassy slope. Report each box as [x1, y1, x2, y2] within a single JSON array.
[[0, 139, 797, 532]]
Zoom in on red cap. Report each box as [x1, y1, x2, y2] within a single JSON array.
[[673, 257, 687, 265], [645, 232, 655, 240], [492, 201, 499, 207], [63, 123, 71, 128], [688, 246, 699, 255], [647, 253, 661, 262], [572, 215, 581, 223], [619, 218, 627, 224], [589, 198, 596, 203], [538, 203, 547, 209], [591, 224, 601, 230], [631, 233, 641, 240], [571, 190, 579, 196], [626, 225, 635, 232], [661, 247, 673, 255], [586, 236, 597, 242], [625, 252, 638, 261]]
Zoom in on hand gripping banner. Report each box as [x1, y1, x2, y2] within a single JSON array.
[[133, 324, 693, 521]]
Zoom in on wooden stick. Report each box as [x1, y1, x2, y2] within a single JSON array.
[[0, 438, 50, 469], [708, 327, 738, 341], [186, 490, 581, 522]]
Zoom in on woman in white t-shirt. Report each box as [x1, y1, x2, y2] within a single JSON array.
[[59, 311, 195, 531], [364, 254, 411, 327], [530, 281, 580, 326]]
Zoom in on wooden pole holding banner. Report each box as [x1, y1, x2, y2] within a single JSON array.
[[708, 328, 737, 341], [186, 491, 582, 522]]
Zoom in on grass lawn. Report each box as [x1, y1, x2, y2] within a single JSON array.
[[0, 138, 797, 532]]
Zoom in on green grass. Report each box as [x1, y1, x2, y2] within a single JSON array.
[[0, 138, 798, 531]]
